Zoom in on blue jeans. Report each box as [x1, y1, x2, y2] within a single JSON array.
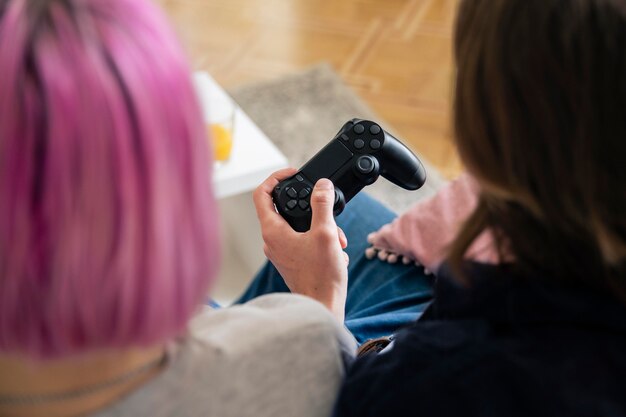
[[236, 193, 433, 343]]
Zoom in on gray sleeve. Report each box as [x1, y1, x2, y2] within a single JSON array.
[[93, 293, 357, 417]]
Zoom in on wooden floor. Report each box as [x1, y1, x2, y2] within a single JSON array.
[[156, 0, 463, 178]]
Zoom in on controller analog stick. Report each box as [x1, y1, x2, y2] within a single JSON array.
[[333, 188, 346, 216], [356, 155, 376, 174]]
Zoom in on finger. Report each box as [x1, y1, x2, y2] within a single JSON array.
[[310, 179, 337, 231], [343, 251, 350, 266], [253, 168, 298, 226], [337, 227, 348, 249]]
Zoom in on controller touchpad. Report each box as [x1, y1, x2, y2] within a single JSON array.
[[301, 140, 353, 182]]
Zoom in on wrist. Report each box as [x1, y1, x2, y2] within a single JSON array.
[[321, 297, 346, 323], [297, 282, 347, 322]]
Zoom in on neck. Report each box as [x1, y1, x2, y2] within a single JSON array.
[[0, 345, 166, 417]]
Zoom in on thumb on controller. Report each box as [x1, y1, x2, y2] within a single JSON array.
[[310, 179, 337, 232]]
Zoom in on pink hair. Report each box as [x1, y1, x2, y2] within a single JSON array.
[[0, 0, 220, 359]]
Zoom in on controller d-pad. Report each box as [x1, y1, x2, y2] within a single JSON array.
[[286, 187, 298, 198], [282, 180, 312, 213], [299, 188, 311, 198], [286, 199, 298, 210]]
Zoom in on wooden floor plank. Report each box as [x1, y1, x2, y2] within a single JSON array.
[[156, 0, 462, 178]]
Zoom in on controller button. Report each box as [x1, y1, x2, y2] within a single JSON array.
[[370, 139, 381, 150], [286, 199, 298, 210], [369, 124, 381, 135], [354, 139, 365, 149], [299, 188, 311, 199], [356, 156, 375, 174], [340, 134, 350, 142], [353, 124, 365, 134], [298, 200, 309, 210], [296, 175, 304, 182], [286, 187, 298, 198]]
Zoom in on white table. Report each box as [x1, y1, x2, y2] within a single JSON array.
[[193, 72, 288, 199], [193, 72, 288, 303]]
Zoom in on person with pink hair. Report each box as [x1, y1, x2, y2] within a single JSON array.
[[0, 0, 354, 416]]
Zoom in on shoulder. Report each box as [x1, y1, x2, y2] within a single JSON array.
[[335, 317, 582, 417], [96, 294, 356, 417], [174, 294, 356, 417], [97, 294, 356, 417]]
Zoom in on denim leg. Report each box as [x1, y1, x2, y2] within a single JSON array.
[[235, 257, 291, 301], [236, 193, 433, 343]]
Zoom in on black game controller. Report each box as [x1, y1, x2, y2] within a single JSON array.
[[272, 119, 426, 232]]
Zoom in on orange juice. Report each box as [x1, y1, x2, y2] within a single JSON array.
[[209, 123, 233, 161]]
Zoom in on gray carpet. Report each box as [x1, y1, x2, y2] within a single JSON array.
[[229, 63, 446, 214]]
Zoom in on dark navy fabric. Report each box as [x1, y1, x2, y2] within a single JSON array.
[[236, 192, 434, 343], [333, 262, 626, 417]]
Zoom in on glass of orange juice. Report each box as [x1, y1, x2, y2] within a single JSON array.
[[206, 91, 236, 163]]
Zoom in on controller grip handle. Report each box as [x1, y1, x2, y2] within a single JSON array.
[[379, 131, 427, 190]]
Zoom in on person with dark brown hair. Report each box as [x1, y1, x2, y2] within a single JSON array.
[[324, 0, 626, 415]]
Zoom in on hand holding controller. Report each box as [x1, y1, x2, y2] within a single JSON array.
[[272, 119, 427, 232]]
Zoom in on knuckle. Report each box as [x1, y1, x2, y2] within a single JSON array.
[[261, 229, 274, 243], [312, 226, 336, 243]]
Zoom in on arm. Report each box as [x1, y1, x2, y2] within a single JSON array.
[[253, 169, 349, 322]]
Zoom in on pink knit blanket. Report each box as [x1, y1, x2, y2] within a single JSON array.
[[366, 173, 499, 274]]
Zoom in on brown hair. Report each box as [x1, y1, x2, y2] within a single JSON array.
[[449, 0, 626, 295]]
